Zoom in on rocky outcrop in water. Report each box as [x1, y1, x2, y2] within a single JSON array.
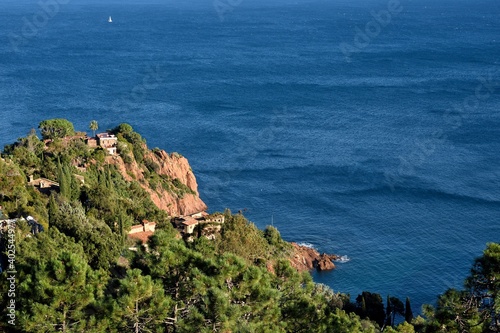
[[289, 243, 339, 272]]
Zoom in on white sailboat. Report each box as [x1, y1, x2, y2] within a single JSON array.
[[108, 16, 113, 23]]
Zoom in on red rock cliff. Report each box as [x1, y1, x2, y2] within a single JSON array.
[[107, 149, 207, 217]]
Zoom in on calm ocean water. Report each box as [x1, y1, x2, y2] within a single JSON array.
[[1, 0, 499, 313]]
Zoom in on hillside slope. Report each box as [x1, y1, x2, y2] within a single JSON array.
[[108, 148, 207, 216]]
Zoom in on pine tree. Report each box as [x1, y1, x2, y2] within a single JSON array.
[[390, 297, 405, 327], [361, 296, 367, 318], [68, 166, 80, 201], [16, 229, 105, 332], [58, 162, 80, 201], [57, 161, 70, 199], [356, 291, 385, 327], [386, 295, 393, 327], [113, 269, 172, 333], [465, 243, 500, 331], [405, 297, 413, 323], [48, 193, 59, 225]]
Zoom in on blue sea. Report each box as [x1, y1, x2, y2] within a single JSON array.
[[1, 0, 499, 314]]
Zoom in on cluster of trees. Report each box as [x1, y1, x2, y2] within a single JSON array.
[[0, 157, 48, 228], [0, 120, 499, 332], [340, 292, 413, 330], [0, 224, 362, 332], [2, 120, 170, 225], [57, 162, 81, 201], [418, 243, 500, 333], [38, 119, 75, 140], [112, 123, 147, 164]]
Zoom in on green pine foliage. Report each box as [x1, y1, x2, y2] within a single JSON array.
[[12, 229, 108, 332], [421, 243, 500, 333], [38, 119, 75, 140], [112, 269, 172, 332], [57, 162, 80, 201], [405, 297, 414, 324], [112, 123, 147, 164], [0, 120, 498, 332]]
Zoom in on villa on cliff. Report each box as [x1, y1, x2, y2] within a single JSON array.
[[42, 131, 118, 156], [86, 132, 118, 155]]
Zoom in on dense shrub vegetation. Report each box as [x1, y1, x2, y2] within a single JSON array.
[[0, 120, 498, 332]]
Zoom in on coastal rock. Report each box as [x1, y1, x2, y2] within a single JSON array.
[[107, 149, 207, 216], [146, 150, 198, 191], [145, 150, 207, 215], [314, 253, 337, 271], [289, 242, 320, 271], [289, 243, 337, 272]]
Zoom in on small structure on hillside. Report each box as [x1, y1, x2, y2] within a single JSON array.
[[205, 214, 225, 224], [85, 132, 118, 155], [26, 216, 44, 235], [128, 220, 157, 244], [0, 215, 43, 273], [171, 212, 225, 238], [190, 212, 208, 219], [96, 133, 118, 155], [86, 137, 98, 148], [28, 175, 59, 194], [0, 215, 44, 235], [181, 217, 199, 234]]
